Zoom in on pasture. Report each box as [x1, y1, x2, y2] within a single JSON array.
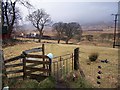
[[3, 41, 118, 88]]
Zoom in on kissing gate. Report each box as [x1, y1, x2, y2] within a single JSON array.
[[1, 44, 81, 86]]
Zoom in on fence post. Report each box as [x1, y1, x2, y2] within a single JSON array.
[[60, 56, 62, 77], [74, 48, 79, 70], [42, 44, 45, 69], [23, 56, 26, 80], [72, 53, 74, 71], [1, 50, 8, 89], [49, 58, 52, 76]]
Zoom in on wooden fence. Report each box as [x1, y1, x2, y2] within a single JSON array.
[[4, 55, 23, 80], [23, 54, 51, 80], [2, 44, 45, 80], [2, 45, 84, 85]]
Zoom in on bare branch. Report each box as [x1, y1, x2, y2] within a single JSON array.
[[26, 9, 51, 42]]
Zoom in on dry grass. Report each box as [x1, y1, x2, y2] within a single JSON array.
[[79, 45, 118, 88], [3, 40, 118, 88]]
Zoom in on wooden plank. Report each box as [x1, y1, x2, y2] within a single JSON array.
[[6, 69, 23, 74], [49, 58, 52, 76], [4, 55, 22, 63], [1, 50, 9, 87], [26, 54, 49, 59], [53, 63, 55, 76], [5, 63, 23, 68], [72, 53, 74, 70], [74, 48, 79, 70], [26, 70, 41, 76], [26, 63, 41, 67], [26, 66, 50, 73], [42, 44, 45, 68], [23, 47, 42, 54], [26, 60, 50, 64], [23, 58, 26, 80]]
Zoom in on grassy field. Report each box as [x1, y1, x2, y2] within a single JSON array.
[[3, 40, 118, 88]]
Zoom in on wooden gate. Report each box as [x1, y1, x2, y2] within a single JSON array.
[[2, 44, 85, 86], [23, 54, 51, 80], [2, 44, 52, 81]]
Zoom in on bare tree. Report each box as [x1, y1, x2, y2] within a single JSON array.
[[1, 0, 33, 39], [64, 22, 82, 44], [52, 22, 65, 43], [26, 9, 51, 42]]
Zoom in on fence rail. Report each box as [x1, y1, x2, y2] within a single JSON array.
[[23, 53, 51, 79], [5, 63, 23, 68], [4, 55, 23, 79], [2, 45, 85, 85], [4, 55, 23, 63]]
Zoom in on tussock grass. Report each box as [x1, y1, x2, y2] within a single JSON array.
[[9, 76, 55, 88]]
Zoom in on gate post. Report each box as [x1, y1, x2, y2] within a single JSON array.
[[49, 58, 52, 76], [42, 44, 45, 69], [74, 48, 79, 70], [23, 54, 26, 80], [0, 50, 8, 89]]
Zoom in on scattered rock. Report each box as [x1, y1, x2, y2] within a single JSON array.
[[98, 71, 102, 74], [87, 62, 91, 65], [97, 76, 101, 79], [98, 66, 102, 69], [97, 81, 101, 84], [101, 59, 109, 63]]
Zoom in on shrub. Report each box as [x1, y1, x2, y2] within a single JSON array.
[[89, 53, 99, 61], [20, 79, 39, 88], [38, 77, 55, 88]]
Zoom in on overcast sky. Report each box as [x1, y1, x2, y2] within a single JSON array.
[[18, 0, 119, 25]]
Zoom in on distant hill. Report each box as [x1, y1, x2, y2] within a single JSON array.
[[21, 21, 114, 33]]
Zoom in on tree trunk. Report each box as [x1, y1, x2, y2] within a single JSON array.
[[66, 39, 69, 44], [4, 1, 16, 40], [38, 25, 44, 42], [8, 26, 13, 39], [58, 39, 60, 44], [38, 31, 42, 42]]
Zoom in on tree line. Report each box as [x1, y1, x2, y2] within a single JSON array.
[[52, 22, 82, 44], [26, 9, 82, 44], [1, 0, 82, 44]]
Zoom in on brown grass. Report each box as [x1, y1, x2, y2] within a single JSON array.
[[3, 39, 118, 88]]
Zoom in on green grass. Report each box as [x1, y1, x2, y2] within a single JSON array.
[[70, 77, 93, 88], [3, 41, 118, 88], [9, 76, 56, 88], [38, 76, 55, 88]]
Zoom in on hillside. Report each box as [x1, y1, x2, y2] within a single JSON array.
[[3, 41, 118, 88]]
